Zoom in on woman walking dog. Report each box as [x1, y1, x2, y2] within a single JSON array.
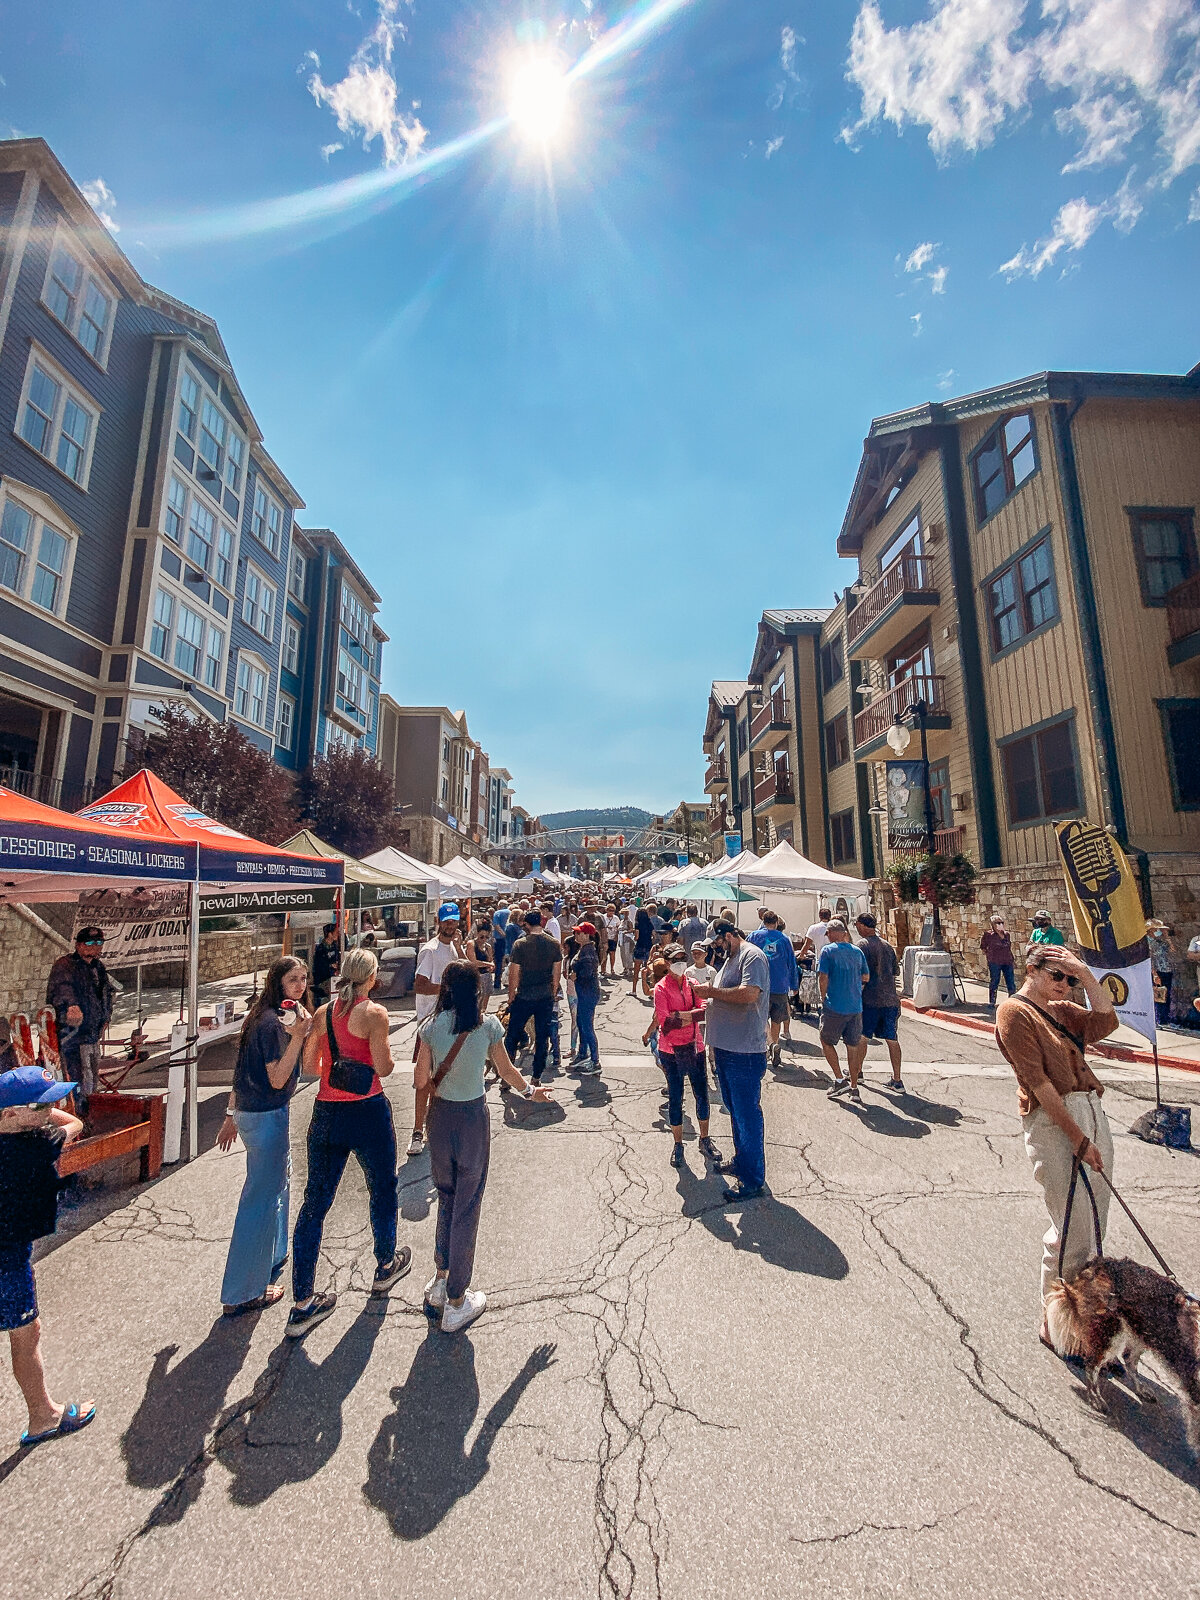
[[415, 961, 552, 1332], [994, 944, 1118, 1343]]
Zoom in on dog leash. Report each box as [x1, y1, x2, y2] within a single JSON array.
[[1059, 1152, 1179, 1285]]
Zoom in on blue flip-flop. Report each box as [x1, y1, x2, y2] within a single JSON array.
[[20, 1401, 96, 1448]]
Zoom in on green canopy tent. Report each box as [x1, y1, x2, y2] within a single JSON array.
[[281, 830, 426, 925], [674, 877, 756, 903]]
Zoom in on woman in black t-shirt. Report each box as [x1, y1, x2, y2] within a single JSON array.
[[217, 957, 312, 1315]]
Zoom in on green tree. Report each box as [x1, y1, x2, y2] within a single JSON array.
[[300, 744, 400, 858], [129, 703, 299, 844]]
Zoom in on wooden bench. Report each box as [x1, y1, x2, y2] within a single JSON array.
[[58, 1092, 165, 1184]]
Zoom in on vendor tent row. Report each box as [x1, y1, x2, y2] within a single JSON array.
[[633, 841, 870, 901]]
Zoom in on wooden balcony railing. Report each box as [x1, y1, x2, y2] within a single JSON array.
[[854, 673, 947, 749], [704, 755, 728, 788], [753, 765, 795, 809], [0, 766, 92, 810], [1166, 571, 1200, 645], [846, 542, 937, 648], [749, 692, 789, 744]]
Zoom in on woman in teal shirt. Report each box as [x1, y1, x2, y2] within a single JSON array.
[[415, 962, 551, 1333]]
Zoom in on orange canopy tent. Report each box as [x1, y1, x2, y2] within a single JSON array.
[[0, 783, 197, 902]]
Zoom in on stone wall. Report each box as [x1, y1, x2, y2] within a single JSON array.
[[877, 852, 1200, 1021], [0, 904, 73, 1016]]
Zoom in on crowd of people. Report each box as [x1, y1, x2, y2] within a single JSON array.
[[0, 878, 1184, 1450]]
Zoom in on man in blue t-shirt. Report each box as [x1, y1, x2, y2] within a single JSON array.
[[818, 920, 869, 1103], [749, 910, 799, 1068]]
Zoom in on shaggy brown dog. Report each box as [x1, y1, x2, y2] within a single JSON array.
[[1045, 1256, 1200, 1453]]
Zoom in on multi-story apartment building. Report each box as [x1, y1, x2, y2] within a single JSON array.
[[705, 359, 1200, 992], [487, 766, 514, 856], [702, 681, 754, 857], [275, 526, 385, 769]]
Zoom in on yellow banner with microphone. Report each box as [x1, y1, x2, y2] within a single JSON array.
[[1055, 819, 1155, 1046]]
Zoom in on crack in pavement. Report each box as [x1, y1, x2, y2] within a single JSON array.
[[791, 1506, 967, 1546]]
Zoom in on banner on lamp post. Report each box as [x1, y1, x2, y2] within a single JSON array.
[[1055, 819, 1155, 1047], [884, 761, 927, 850], [723, 832, 741, 857]]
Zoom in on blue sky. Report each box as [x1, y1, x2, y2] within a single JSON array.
[[3, 1, 1199, 815]]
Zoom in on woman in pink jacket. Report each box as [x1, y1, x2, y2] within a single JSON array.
[[654, 944, 723, 1171]]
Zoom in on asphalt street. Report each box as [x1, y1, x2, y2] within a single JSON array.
[[3, 982, 1199, 1600]]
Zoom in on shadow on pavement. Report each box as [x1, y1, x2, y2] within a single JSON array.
[[221, 1302, 388, 1507], [1066, 1369, 1200, 1491], [121, 1312, 260, 1521], [363, 1331, 557, 1539], [841, 1099, 931, 1139], [676, 1166, 849, 1279], [500, 1096, 567, 1131]]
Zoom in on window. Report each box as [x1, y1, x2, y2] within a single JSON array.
[[288, 550, 306, 600], [879, 510, 921, 574], [215, 525, 235, 590], [0, 497, 75, 616], [150, 589, 174, 659], [986, 536, 1059, 653], [165, 477, 188, 544], [1159, 700, 1200, 810], [824, 712, 850, 769], [340, 582, 370, 646], [1001, 717, 1081, 826], [888, 629, 934, 689], [971, 411, 1037, 522], [927, 759, 951, 830], [830, 809, 855, 865], [1128, 509, 1197, 607], [282, 620, 300, 674], [42, 242, 114, 363], [276, 694, 295, 752], [198, 397, 225, 478], [242, 566, 275, 639], [174, 603, 204, 678], [204, 626, 224, 691], [820, 634, 844, 691], [251, 486, 281, 556], [440, 775, 449, 802], [187, 499, 215, 572], [235, 655, 268, 726], [224, 432, 244, 496], [18, 357, 97, 487], [178, 371, 199, 441]]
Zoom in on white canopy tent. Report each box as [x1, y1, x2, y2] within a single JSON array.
[[443, 854, 521, 895], [703, 847, 760, 879], [735, 840, 870, 898], [362, 846, 473, 901]]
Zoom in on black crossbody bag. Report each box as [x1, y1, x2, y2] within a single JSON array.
[[325, 1003, 378, 1097]]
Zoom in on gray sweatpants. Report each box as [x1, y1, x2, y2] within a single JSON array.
[[427, 1095, 491, 1300]]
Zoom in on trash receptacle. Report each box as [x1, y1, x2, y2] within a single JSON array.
[[911, 949, 955, 1009]]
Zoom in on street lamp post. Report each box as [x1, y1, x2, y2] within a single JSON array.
[[887, 696, 943, 950]]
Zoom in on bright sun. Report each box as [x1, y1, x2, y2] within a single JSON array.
[[506, 56, 570, 144]]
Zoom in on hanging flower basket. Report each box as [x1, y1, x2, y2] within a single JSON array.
[[918, 852, 977, 908]]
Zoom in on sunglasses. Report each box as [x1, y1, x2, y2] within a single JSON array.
[[80, 938, 104, 947], [1044, 969, 1078, 986]]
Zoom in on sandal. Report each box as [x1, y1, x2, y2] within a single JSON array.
[[21, 1400, 96, 1448], [222, 1284, 286, 1317]]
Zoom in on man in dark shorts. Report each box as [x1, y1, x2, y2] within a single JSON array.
[[855, 913, 904, 1091], [818, 920, 869, 1103]]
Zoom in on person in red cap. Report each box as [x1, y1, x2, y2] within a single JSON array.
[[569, 923, 603, 1074]]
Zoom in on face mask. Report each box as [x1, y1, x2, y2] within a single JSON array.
[[670, 962, 686, 976]]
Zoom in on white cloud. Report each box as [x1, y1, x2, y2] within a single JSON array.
[[928, 262, 948, 292], [904, 239, 937, 271], [844, 0, 1200, 248], [1189, 183, 1200, 220], [937, 367, 956, 390], [80, 178, 119, 233], [308, 0, 427, 166], [911, 311, 924, 334], [768, 23, 805, 110], [998, 194, 1105, 276], [321, 142, 344, 161], [781, 25, 800, 77], [765, 136, 785, 158]]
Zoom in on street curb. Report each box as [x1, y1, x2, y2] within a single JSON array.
[[900, 997, 1200, 1076]]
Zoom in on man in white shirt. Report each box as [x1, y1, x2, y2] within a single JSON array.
[[409, 904, 463, 1156], [800, 908, 833, 965], [542, 902, 563, 944]]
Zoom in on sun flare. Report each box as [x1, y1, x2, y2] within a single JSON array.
[[506, 55, 570, 144]]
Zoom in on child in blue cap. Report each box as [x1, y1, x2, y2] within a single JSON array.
[[0, 1066, 93, 1447]]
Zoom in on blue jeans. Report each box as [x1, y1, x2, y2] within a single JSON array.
[[988, 962, 1016, 1005], [293, 1097, 398, 1301], [493, 946, 504, 991], [662, 1042, 708, 1128], [712, 1048, 767, 1190], [576, 990, 600, 1062], [221, 1105, 291, 1307]]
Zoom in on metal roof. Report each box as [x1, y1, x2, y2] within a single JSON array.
[[710, 680, 751, 706], [762, 608, 832, 627]]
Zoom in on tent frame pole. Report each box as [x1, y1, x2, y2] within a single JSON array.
[[186, 878, 200, 1162]]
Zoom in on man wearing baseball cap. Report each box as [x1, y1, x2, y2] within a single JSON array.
[[409, 905, 465, 1156], [0, 1067, 93, 1447], [46, 926, 113, 1114]]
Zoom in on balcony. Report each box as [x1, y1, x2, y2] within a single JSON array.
[[846, 545, 940, 662], [0, 766, 93, 810], [749, 691, 790, 752], [703, 754, 728, 793], [753, 764, 795, 816], [854, 673, 951, 762], [885, 823, 965, 857], [1166, 572, 1200, 669]]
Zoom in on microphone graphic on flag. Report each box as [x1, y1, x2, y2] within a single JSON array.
[[1057, 819, 1146, 967]]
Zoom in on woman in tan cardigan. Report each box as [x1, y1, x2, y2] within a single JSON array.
[[995, 944, 1118, 1345]]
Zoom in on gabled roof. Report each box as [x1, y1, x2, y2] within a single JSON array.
[[710, 680, 751, 708], [838, 361, 1200, 555], [300, 527, 382, 605], [751, 608, 832, 681], [761, 608, 831, 628]]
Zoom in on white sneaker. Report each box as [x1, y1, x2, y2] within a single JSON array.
[[406, 1131, 425, 1157], [423, 1274, 448, 1313], [441, 1288, 486, 1333]]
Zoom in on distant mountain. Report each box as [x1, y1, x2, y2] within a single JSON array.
[[538, 806, 653, 831]]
